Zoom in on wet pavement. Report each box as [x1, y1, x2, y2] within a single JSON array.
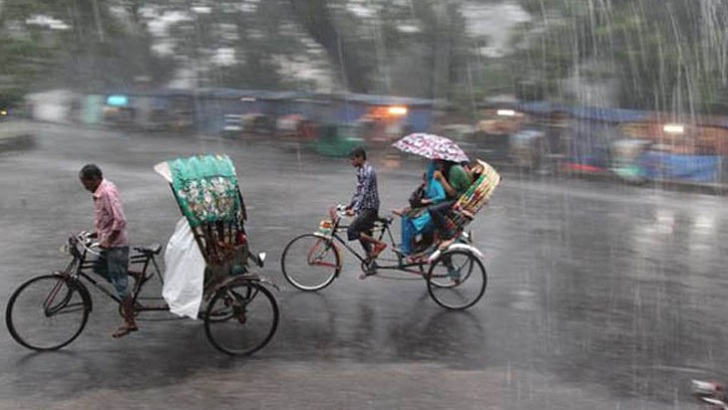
[[1, 123, 726, 409]]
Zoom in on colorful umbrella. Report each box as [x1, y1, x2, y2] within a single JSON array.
[[392, 133, 470, 163]]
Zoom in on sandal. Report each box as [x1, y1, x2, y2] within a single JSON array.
[[111, 322, 138, 339]]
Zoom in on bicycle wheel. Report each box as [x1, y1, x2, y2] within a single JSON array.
[[427, 250, 487, 310], [281, 234, 341, 291], [6, 275, 90, 351], [204, 281, 279, 356]]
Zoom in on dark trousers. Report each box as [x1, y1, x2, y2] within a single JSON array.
[[93, 246, 130, 299], [427, 199, 457, 240], [347, 209, 377, 253]]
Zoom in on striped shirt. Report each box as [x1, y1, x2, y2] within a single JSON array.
[[349, 162, 380, 213], [93, 179, 128, 248]]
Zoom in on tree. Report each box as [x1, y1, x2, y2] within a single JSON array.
[[0, 0, 176, 102], [509, 0, 728, 114], [287, 0, 374, 93]]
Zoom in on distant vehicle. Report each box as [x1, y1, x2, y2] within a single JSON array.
[[103, 106, 135, 128], [610, 138, 651, 184], [440, 124, 477, 153], [242, 113, 274, 135], [221, 114, 243, 138], [510, 129, 547, 169]]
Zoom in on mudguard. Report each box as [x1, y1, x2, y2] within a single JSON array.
[[221, 274, 280, 292], [428, 243, 484, 264]]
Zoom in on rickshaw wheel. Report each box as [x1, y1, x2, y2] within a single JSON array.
[[426, 249, 487, 310], [204, 280, 279, 356], [281, 233, 341, 291], [6, 275, 90, 351]]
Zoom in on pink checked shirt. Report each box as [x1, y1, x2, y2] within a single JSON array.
[[93, 179, 128, 248]]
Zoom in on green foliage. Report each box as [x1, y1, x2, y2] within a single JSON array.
[[511, 0, 728, 114], [0, 0, 176, 101], [0, 35, 58, 106]]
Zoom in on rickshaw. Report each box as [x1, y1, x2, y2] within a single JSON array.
[[5, 154, 279, 356], [281, 146, 500, 311]]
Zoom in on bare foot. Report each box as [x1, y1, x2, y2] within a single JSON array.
[[438, 238, 456, 251]]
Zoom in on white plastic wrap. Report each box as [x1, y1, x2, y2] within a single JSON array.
[[162, 217, 206, 319]]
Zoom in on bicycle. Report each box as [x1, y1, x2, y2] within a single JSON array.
[[692, 380, 728, 409], [5, 231, 279, 356], [281, 205, 487, 310]]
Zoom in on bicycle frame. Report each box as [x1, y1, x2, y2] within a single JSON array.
[[8, 231, 280, 355], [326, 212, 428, 275], [59, 234, 167, 313]]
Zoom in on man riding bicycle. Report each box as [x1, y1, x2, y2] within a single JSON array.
[[79, 164, 138, 338], [345, 147, 387, 275]]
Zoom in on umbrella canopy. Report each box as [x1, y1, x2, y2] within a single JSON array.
[[392, 133, 469, 163]]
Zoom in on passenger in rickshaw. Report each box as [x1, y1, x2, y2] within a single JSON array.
[[394, 161, 447, 257], [428, 159, 473, 249]]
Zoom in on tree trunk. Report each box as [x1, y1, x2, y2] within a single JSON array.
[[287, 0, 371, 93]]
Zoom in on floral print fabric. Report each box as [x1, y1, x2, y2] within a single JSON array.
[[167, 154, 242, 228], [392, 133, 470, 163]]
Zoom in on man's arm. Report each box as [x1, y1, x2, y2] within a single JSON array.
[[106, 230, 120, 247], [433, 170, 456, 197], [101, 190, 127, 248], [347, 170, 363, 210]]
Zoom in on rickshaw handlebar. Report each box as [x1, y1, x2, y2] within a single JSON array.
[[329, 204, 349, 220], [69, 231, 101, 257]]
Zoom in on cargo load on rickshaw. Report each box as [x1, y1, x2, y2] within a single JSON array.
[[154, 154, 278, 355]]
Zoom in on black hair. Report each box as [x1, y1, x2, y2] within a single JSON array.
[[350, 146, 367, 160], [441, 160, 454, 181], [79, 164, 103, 180]]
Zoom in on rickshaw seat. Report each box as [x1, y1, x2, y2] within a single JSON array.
[[133, 244, 162, 255], [376, 216, 393, 225]]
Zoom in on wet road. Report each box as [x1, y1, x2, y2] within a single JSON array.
[[1, 124, 726, 409]]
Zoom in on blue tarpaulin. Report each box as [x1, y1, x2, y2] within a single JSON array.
[[517, 101, 650, 123], [641, 152, 720, 182]]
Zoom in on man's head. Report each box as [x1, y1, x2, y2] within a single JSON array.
[[349, 146, 367, 167], [79, 164, 103, 193]]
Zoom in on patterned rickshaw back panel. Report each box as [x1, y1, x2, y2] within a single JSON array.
[[455, 159, 501, 215], [167, 154, 243, 228], [447, 160, 501, 230]]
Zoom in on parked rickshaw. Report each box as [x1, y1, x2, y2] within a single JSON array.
[[314, 123, 364, 157], [610, 138, 651, 184]]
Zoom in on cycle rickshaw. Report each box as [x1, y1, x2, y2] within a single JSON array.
[[281, 151, 500, 310], [6, 154, 279, 356]]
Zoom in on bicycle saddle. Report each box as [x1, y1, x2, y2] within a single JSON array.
[[133, 244, 162, 255]]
